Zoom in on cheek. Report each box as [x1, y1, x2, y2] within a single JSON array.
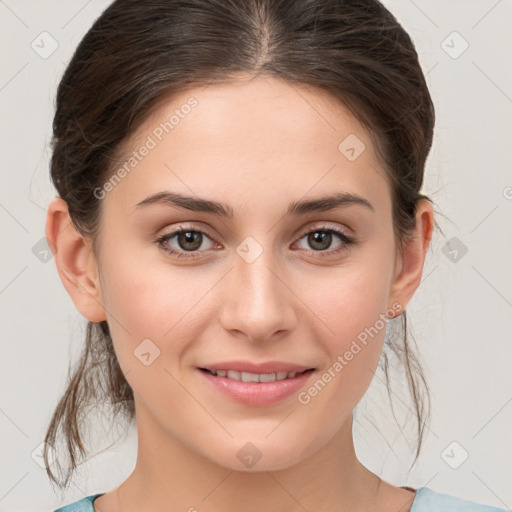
[[98, 248, 211, 370], [304, 254, 394, 341], [295, 299, 389, 429], [99, 264, 195, 414], [299, 254, 394, 393]]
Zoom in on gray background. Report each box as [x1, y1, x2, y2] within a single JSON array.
[[1, 0, 511, 510]]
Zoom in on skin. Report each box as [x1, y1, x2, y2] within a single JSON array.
[[46, 75, 433, 512]]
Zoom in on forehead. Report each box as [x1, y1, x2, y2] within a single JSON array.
[[107, 75, 391, 216]]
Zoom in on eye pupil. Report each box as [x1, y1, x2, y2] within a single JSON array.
[[178, 231, 202, 251], [308, 231, 332, 251]]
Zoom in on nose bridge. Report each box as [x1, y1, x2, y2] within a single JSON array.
[[221, 242, 294, 341]]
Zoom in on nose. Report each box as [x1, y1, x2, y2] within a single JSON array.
[[219, 249, 297, 343]]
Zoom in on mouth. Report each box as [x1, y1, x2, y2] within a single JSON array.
[[198, 367, 315, 382], [197, 364, 317, 406]]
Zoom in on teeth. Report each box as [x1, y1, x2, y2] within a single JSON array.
[[207, 369, 303, 382]]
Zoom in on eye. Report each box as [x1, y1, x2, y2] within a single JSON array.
[[156, 225, 217, 260], [155, 223, 355, 260], [293, 225, 355, 258]]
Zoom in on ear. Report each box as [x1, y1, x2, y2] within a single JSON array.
[[388, 199, 434, 315], [45, 198, 106, 322]]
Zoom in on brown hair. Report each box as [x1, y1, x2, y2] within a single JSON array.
[[44, 0, 441, 489]]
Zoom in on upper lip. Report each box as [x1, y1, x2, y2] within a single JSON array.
[[199, 361, 315, 374]]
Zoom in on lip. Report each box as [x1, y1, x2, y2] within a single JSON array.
[[197, 365, 316, 406], [198, 360, 314, 374]]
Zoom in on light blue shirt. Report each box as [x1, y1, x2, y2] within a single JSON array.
[[52, 486, 509, 511]]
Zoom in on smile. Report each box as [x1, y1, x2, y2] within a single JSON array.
[[200, 368, 313, 382]]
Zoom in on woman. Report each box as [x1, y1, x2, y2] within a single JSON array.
[[44, 0, 506, 511]]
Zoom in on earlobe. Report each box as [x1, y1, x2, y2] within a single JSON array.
[[45, 198, 106, 323], [388, 199, 434, 314]]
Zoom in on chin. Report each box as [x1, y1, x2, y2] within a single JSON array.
[[201, 437, 311, 473]]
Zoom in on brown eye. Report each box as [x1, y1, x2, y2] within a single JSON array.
[[156, 226, 217, 259], [294, 226, 355, 258], [306, 231, 334, 251], [174, 231, 203, 251]]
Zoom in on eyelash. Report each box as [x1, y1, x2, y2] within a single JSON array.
[[155, 224, 355, 260]]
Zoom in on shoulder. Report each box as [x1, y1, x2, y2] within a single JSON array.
[[411, 487, 508, 512], [53, 494, 104, 512]]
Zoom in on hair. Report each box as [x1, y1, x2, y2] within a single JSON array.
[[44, 0, 442, 490]]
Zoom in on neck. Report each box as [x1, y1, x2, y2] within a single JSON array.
[[116, 406, 385, 512]]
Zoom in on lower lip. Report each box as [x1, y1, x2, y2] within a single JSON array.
[[197, 368, 315, 406]]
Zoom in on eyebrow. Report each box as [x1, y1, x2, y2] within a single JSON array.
[[134, 191, 374, 217]]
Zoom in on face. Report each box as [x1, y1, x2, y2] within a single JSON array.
[[89, 75, 407, 471]]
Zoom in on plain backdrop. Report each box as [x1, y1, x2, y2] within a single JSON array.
[[0, 0, 511, 511]]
